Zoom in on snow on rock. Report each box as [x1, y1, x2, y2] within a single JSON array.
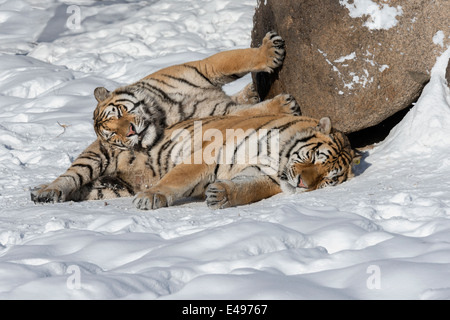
[[339, 0, 403, 30], [433, 30, 445, 48], [0, 0, 450, 300]]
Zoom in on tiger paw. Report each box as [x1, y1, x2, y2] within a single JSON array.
[[232, 82, 260, 105], [244, 83, 260, 105], [260, 31, 285, 73], [31, 185, 65, 203], [205, 181, 234, 210], [275, 94, 302, 116], [133, 191, 168, 210]]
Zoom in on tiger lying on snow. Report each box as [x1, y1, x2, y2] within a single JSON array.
[[31, 32, 360, 209]]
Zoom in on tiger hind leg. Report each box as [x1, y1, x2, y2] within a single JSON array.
[[231, 94, 301, 117], [188, 31, 285, 86], [231, 83, 260, 105]]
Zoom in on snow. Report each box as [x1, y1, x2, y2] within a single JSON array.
[[339, 0, 403, 30], [433, 31, 445, 48], [334, 52, 356, 63], [1, 0, 450, 300]]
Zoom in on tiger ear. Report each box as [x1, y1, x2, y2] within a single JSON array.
[[318, 117, 332, 134], [94, 87, 111, 103]]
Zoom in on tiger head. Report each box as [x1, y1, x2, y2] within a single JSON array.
[[280, 117, 361, 194], [92, 87, 162, 150]]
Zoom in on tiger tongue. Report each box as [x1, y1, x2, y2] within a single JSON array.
[[127, 124, 136, 137], [298, 177, 307, 188]]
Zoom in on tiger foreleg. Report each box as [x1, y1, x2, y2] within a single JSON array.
[[77, 176, 135, 201], [31, 139, 110, 203], [189, 31, 285, 86], [205, 175, 282, 209]]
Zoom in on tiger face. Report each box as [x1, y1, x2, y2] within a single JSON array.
[[280, 117, 360, 194], [92, 87, 154, 150]]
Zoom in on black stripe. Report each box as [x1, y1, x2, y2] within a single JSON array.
[[157, 140, 174, 177], [186, 180, 203, 197], [167, 115, 224, 132], [296, 143, 318, 160], [267, 175, 279, 186], [229, 118, 300, 169], [177, 98, 186, 119], [117, 177, 135, 195], [217, 116, 278, 169], [145, 158, 157, 178], [167, 115, 258, 169], [236, 166, 279, 186], [213, 163, 221, 178], [153, 102, 168, 127], [342, 150, 352, 164], [82, 150, 101, 158], [114, 90, 136, 98], [128, 100, 142, 113], [229, 129, 257, 167], [76, 173, 84, 186], [99, 142, 111, 173], [161, 74, 201, 88], [72, 164, 94, 180], [283, 134, 317, 159], [149, 78, 176, 88], [209, 102, 221, 116], [77, 155, 101, 162], [162, 125, 194, 169], [128, 153, 136, 165], [188, 98, 208, 118], [223, 101, 237, 115], [112, 188, 121, 198], [112, 99, 141, 113], [137, 81, 178, 105], [184, 65, 214, 86], [331, 135, 345, 154], [96, 110, 109, 124], [60, 175, 78, 185], [114, 99, 135, 104], [278, 119, 310, 134], [255, 127, 280, 158]]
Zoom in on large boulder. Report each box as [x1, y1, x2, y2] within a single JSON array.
[[252, 0, 449, 133]]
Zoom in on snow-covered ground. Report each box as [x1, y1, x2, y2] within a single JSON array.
[[1, 0, 450, 300]]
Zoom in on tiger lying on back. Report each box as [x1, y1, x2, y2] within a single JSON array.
[[91, 31, 294, 151], [32, 113, 360, 209]]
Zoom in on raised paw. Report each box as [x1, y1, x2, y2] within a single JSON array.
[[205, 181, 233, 210], [31, 185, 65, 203], [275, 94, 302, 116], [133, 191, 168, 210], [260, 31, 285, 73]]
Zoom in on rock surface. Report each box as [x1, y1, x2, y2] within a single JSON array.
[[252, 0, 449, 133]]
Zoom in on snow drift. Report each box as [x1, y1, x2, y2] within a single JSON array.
[[0, 0, 450, 300]]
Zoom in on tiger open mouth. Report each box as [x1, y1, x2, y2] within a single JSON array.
[[127, 123, 137, 137]]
